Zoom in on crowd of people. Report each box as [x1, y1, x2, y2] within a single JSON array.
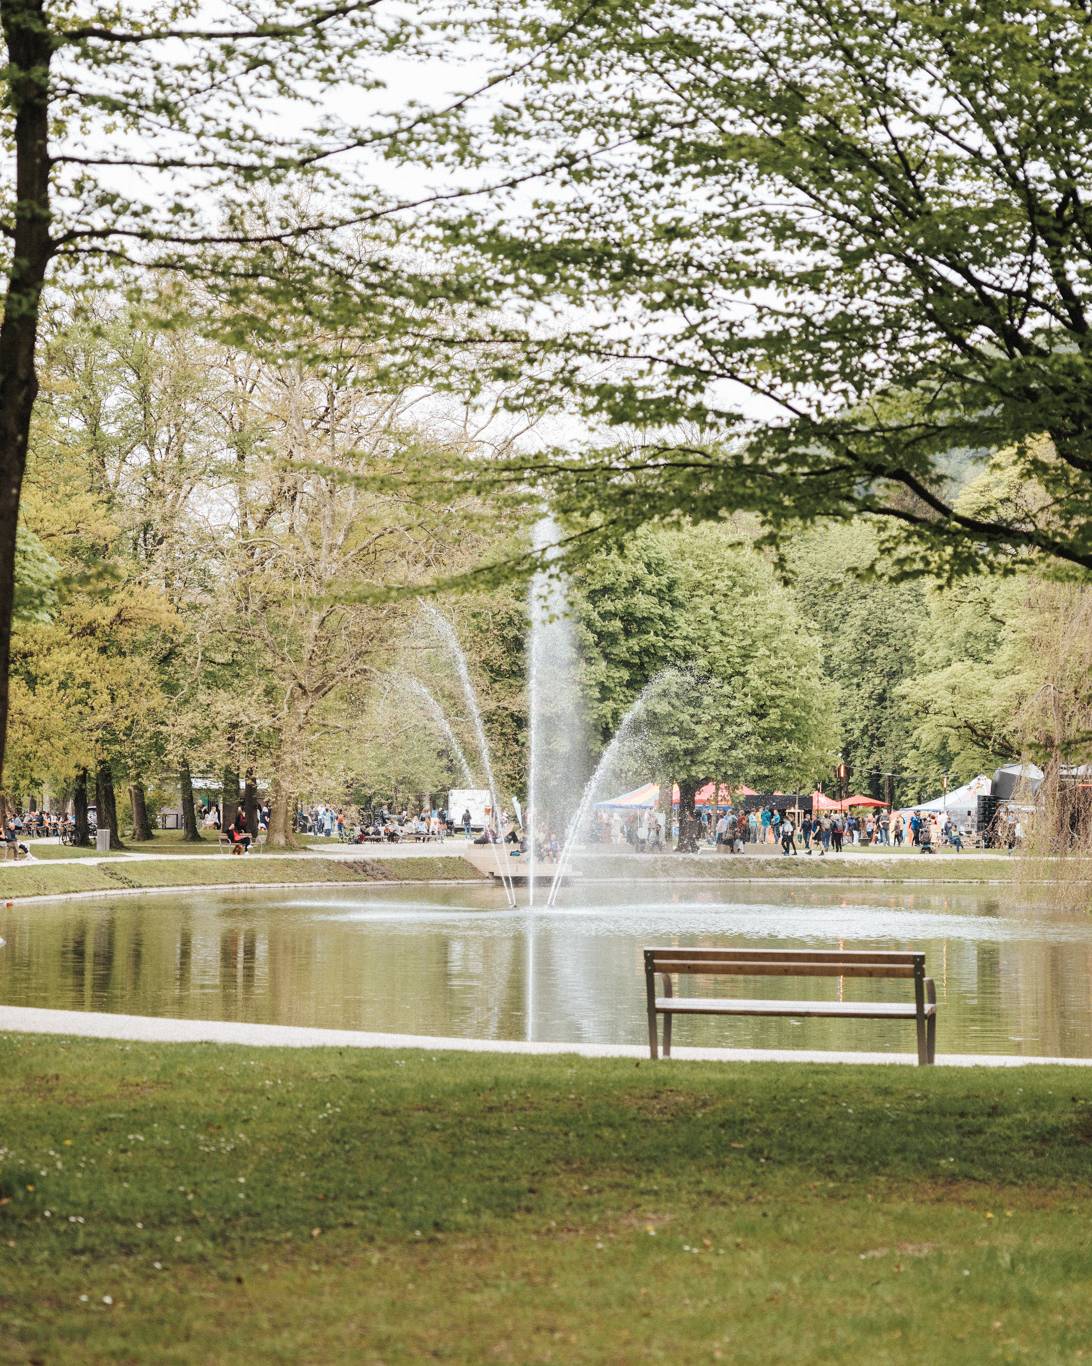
[[0, 793, 1024, 858], [294, 803, 453, 844], [589, 803, 987, 854]]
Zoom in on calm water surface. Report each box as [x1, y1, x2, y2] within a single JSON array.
[[2, 881, 1091, 1057]]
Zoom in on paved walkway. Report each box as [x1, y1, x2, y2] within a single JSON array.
[[2, 1005, 1088, 1067], [27, 836, 1025, 866]]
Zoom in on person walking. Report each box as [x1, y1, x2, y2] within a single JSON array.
[[780, 813, 797, 856], [830, 816, 844, 854], [819, 814, 831, 853], [461, 807, 472, 837], [801, 813, 813, 852], [909, 812, 921, 846]]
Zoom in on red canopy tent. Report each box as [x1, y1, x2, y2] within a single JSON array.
[[840, 794, 889, 809], [811, 791, 841, 810]]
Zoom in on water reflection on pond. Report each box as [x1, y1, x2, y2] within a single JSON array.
[[1, 881, 1090, 1057]]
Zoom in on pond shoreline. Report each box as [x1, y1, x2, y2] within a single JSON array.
[[0, 868, 1082, 901], [3, 1002, 1091, 1066]]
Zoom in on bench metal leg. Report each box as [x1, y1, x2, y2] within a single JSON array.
[[663, 1012, 672, 1058], [926, 1013, 936, 1065], [647, 1009, 659, 1060], [915, 1013, 929, 1065]]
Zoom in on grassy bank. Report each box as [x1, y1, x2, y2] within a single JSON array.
[[1, 1038, 1089, 1362], [0, 855, 483, 900], [577, 851, 1092, 884]]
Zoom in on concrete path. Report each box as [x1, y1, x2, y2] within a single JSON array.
[[2, 1005, 1088, 1067], [26, 835, 1026, 866]]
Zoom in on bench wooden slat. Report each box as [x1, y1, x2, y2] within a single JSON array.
[[646, 948, 922, 964], [654, 997, 937, 1019], [656, 960, 917, 979]]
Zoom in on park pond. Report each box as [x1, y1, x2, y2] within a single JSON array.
[[1, 880, 1090, 1058]]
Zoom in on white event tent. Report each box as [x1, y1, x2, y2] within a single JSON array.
[[897, 774, 992, 823]]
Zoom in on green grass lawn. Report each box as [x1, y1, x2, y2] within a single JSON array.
[[580, 851, 1092, 884], [1, 1039, 1089, 1363], [0, 854, 484, 900]]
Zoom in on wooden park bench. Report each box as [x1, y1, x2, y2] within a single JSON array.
[[217, 828, 266, 854], [644, 947, 937, 1065]]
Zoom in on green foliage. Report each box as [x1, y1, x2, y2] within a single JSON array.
[[785, 521, 926, 804], [397, 0, 1092, 577], [574, 524, 837, 791], [12, 528, 59, 625]]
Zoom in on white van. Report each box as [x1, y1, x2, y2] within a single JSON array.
[[448, 789, 493, 831]]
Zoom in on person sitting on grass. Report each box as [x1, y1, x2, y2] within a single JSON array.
[[226, 804, 251, 854]]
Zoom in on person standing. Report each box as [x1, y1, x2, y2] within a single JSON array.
[[715, 809, 730, 850], [909, 812, 921, 846], [781, 813, 797, 856], [801, 813, 813, 852], [771, 807, 781, 846], [830, 816, 843, 854], [461, 807, 472, 837], [760, 805, 772, 844]]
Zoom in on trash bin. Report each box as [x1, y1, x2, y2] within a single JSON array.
[[96, 827, 111, 854]]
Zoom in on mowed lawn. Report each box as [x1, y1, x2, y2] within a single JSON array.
[[2, 1039, 1090, 1364]]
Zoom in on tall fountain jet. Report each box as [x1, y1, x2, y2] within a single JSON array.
[[526, 516, 592, 908]]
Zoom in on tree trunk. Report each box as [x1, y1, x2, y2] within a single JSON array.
[[95, 759, 126, 850], [179, 761, 202, 842], [0, 0, 54, 788], [221, 764, 240, 830], [128, 782, 153, 842], [265, 778, 299, 849], [243, 767, 260, 836], [675, 777, 701, 852], [72, 769, 90, 846]]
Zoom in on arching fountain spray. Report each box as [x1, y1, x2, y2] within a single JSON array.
[[546, 675, 665, 907], [402, 678, 477, 788], [422, 603, 517, 908]]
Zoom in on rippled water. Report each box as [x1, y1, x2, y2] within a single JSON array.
[[1, 881, 1090, 1057]]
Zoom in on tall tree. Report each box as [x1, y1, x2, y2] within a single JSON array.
[[573, 525, 837, 835], [0, 0, 523, 785], [786, 520, 925, 806]]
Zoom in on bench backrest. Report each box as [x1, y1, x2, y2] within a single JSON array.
[[644, 947, 925, 980]]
